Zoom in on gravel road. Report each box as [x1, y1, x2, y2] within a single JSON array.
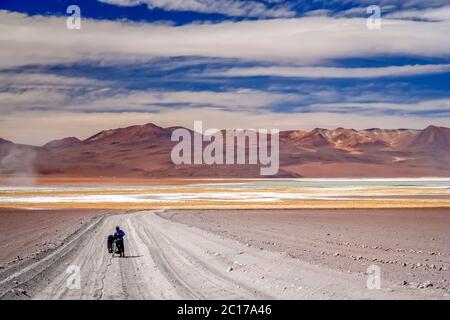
[[1, 211, 446, 299]]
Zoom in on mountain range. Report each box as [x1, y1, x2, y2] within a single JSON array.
[[1, 123, 450, 178]]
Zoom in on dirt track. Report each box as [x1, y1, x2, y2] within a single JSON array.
[[1, 211, 448, 299]]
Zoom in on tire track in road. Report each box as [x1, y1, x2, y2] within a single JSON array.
[[31, 211, 269, 300], [136, 215, 269, 299], [139, 226, 204, 299]]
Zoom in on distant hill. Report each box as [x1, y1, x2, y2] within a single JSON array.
[[44, 137, 82, 149], [1, 123, 450, 178]]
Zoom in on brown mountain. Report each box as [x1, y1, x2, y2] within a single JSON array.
[[409, 125, 450, 150], [1, 123, 450, 178], [44, 137, 82, 149], [0, 138, 13, 145]]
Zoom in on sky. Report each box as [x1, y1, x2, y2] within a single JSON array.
[[0, 0, 449, 145]]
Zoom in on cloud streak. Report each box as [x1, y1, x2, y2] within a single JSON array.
[[97, 0, 296, 18], [1, 11, 450, 69], [387, 5, 450, 21], [207, 64, 450, 78]]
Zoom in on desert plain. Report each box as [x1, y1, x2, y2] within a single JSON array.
[[0, 178, 449, 300]]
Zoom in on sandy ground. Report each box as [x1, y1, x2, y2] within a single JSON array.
[[0, 209, 448, 300], [166, 209, 450, 295], [0, 208, 106, 266]]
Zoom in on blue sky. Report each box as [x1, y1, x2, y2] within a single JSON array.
[[0, 0, 449, 144]]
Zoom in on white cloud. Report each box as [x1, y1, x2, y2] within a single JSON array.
[[387, 6, 450, 21], [0, 89, 67, 112], [72, 89, 300, 112], [0, 75, 301, 113], [0, 72, 114, 113], [98, 0, 296, 18], [208, 64, 450, 78], [1, 11, 450, 69], [0, 72, 110, 88], [332, 0, 450, 10], [304, 99, 450, 113]]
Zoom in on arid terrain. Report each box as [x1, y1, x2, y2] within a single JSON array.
[[0, 208, 448, 300], [166, 209, 450, 294], [0, 208, 107, 265], [0, 176, 448, 300], [1, 123, 450, 178]]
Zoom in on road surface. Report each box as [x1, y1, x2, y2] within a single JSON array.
[[1, 211, 445, 299]]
